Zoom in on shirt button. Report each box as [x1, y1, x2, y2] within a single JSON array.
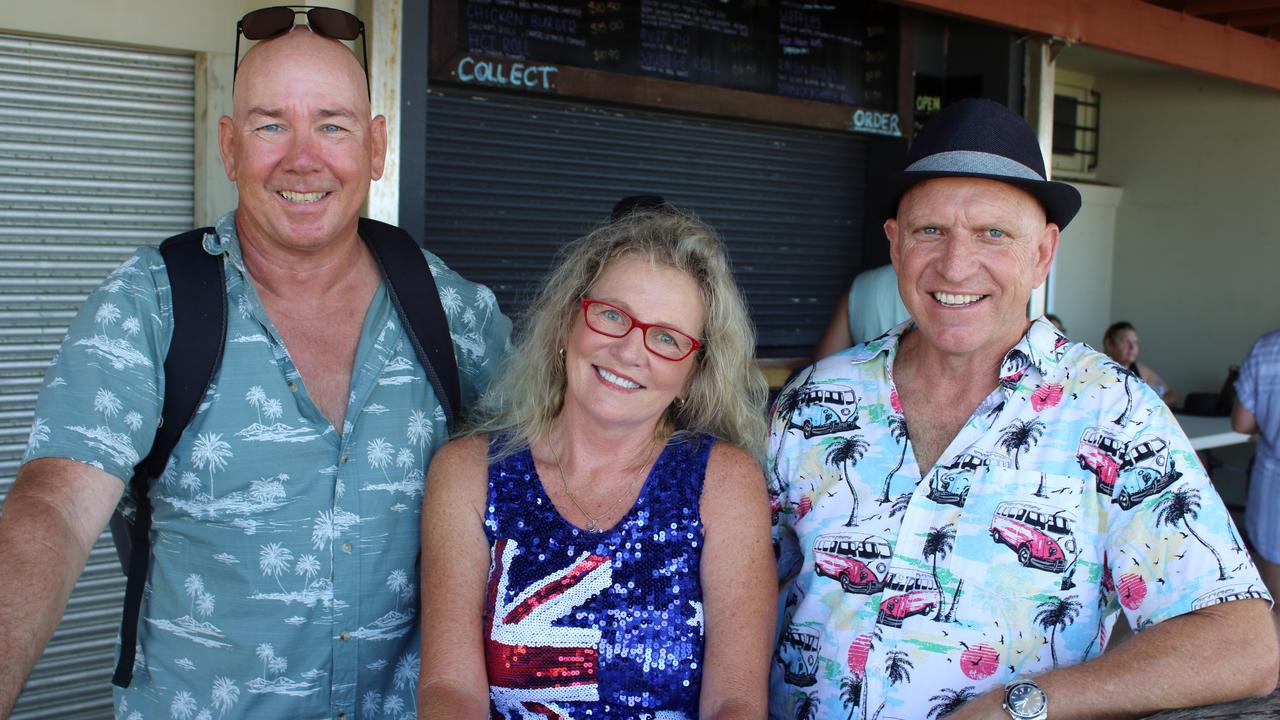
[[342, 542, 353, 554], [338, 713, 346, 720], [339, 631, 350, 641], [288, 381, 298, 392], [340, 454, 349, 465]]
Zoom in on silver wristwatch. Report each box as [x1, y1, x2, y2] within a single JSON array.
[[1003, 679, 1048, 720]]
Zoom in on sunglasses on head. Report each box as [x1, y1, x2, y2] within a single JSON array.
[[233, 6, 368, 95]]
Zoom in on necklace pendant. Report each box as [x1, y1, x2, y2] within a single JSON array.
[[585, 519, 598, 532]]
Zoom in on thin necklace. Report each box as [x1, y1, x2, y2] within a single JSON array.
[[547, 438, 652, 533]]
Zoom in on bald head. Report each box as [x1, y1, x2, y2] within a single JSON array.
[[233, 27, 369, 117]]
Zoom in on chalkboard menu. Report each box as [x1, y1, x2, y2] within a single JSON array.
[[448, 0, 897, 113]]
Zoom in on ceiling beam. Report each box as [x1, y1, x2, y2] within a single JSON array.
[[892, 0, 1280, 92], [1226, 9, 1280, 27], [1183, 0, 1280, 15]]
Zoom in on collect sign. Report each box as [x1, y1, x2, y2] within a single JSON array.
[[454, 55, 559, 91]]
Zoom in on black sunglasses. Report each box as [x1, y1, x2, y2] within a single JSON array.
[[233, 6, 368, 95]]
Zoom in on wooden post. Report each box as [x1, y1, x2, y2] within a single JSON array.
[[1025, 37, 1056, 321], [364, 0, 402, 225]]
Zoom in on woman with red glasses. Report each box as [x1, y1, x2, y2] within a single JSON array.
[[418, 208, 774, 719]]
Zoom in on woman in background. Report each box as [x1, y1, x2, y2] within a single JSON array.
[[417, 208, 774, 719]]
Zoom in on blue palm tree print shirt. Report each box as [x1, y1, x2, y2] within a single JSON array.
[[767, 318, 1268, 720], [23, 211, 511, 719]]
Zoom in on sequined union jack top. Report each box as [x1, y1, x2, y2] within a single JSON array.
[[483, 433, 714, 720]]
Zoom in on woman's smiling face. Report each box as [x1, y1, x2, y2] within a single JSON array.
[[562, 256, 704, 434]]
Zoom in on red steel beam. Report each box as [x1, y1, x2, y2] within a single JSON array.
[[1184, 0, 1280, 15], [892, 0, 1280, 92], [1226, 9, 1280, 27]]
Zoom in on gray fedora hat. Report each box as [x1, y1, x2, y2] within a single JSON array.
[[880, 99, 1082, 229]]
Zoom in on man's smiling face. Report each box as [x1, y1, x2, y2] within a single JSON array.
[[886, 177, 1059, 360], [218, 29, 385, 255]]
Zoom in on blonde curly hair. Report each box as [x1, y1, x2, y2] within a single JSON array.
[[472, 208, 768, 460]]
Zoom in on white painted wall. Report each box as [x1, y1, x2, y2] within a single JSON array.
[[1051, 182, 1122, 350], [0, 0, 392, 226], [1093, 71, 1280, 396]]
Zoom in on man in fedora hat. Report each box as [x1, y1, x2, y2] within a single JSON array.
[[768, 99, 1276, 719]]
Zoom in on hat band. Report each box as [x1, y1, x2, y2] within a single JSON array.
[[904, 150, 1045, 182]]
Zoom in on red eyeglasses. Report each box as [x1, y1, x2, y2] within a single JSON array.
[[233, 6, 368, 96], [581, 298, 702, 362]]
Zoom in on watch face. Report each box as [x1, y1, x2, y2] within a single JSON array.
[[1008, 683, 1047, 716]]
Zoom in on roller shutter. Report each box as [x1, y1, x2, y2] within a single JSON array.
[[0, 32, 194, 719], [422, 87, 868, 352]]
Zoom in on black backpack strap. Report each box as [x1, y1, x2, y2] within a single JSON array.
[[111, 227, 225, 688], [359, 217, 462, 432]]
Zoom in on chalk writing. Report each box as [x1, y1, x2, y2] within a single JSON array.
[[455, 56, 559, 91], [449, 0, 898, 116], [850, 109, 901, 137]]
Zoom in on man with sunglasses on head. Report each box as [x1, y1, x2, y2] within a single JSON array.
[[0, 8, 510, 719]]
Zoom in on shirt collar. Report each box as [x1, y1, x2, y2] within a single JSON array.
[[847, 318, 912, 365], [205, 210, 248, 273], [847, 316, 1069, 386]]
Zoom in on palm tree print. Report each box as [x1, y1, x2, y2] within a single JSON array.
[[1155, 488, 1227, 580], [396, 447, 414, 480], [210, 676, 239, 717], [826, 435, 870, 526], [367, 437, 393, 481], [295, 553, 321, 589], [870, 651, 914, 720], [179, 471, 202, 497], [1034, 595, 1082, 667], [382, 697, 405, 716], [94, 302, 121, 334], [923, 524, 955, 620], [387, 569, 411, 611], [195, 592, 215, 619], [773, 367, 815, 440], [169, 690, 197, 720], [258, 543, 294, 592], [1105, 360, 1136, 426], [121, 316, 141, 337], [256, 643, 275, 677], [889, 492, 911, 518], [184, 574, 205, 617], [438, 286, 463, 316], [191, 432, 232, 498], [839, 674, 862, 720], [27, 417, 49, 450], [928, 686, 977, 719], [878, 414, 909, 503], [245, 386, 267, 424], [943, 578, 964, 622], [407, 409, 431, 465], [361, 691, 383, 717], [263, 398, 283, 423], [95, 388, 123, 418], [794, 692, 821, 720], [393, 650, 420, 711], [997, 419, 1045, 469]]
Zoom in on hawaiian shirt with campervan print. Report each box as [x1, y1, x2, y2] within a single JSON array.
[[23, 211, 511, 719], [767, 317, 1269, 720]]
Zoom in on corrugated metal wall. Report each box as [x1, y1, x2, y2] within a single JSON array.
[[0, 32, 194, 719], [422, 87, 868, 351]]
